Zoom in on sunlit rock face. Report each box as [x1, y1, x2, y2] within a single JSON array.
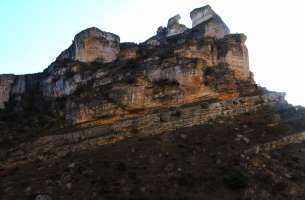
[[0, 5, 252, 120], [41, 61, 95, 98], [41, 28, 120, 98], [0, 5, 254, 124], [166, 15, 187, 37], [190, 5, 230, 39], [57, 27, 120, 63]]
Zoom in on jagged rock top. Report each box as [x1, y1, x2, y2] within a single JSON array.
[[74, 27, 120, 46], [166, 14, 187, 37], [57, 27, 120, 63], [190, 5, 216, 27], [167, 15, 182, 27], [0, 5, 247, 112], [145, 5, 230, 46], [190, 5, 230, 39]]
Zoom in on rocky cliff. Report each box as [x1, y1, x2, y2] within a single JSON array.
[[0, 5, 305, 200]]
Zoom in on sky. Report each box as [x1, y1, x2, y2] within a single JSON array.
[[0, 0, 304, 105]]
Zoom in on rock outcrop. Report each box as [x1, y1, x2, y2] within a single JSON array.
[[218, 34, 250, 80], [0, 7, 248, 111], [190, 5, 216, 27], [0, 75, 15, 109], [166, 15, 187, 37], [144, 5, 230, 47], [0, 73, 43, 109], [191, 5, 230, 39], [57, 27, 120, 63], [0, 4, 277, 152], [1, 5, 304, 200], [0, 6, 252, 129]]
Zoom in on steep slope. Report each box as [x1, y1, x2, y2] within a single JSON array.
[[0, 5, 304, 200]]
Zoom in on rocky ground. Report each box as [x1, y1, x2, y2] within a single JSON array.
[[1, 104, 305, 200]]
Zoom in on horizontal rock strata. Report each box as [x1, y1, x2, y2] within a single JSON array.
[[2, 92, 286, 166]]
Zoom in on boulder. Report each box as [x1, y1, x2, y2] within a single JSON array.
[[57, 27, 120, 63]]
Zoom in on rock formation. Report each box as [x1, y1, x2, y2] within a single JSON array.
[[166, 14, 187, 37], [0, 75, 15, 109], [191, 5, 230, 39], [191, 5, 216, 27], [0, 5, 305, 200], [57, 27, 120, 63]]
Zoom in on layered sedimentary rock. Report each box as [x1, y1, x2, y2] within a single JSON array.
[[0, 4, 280, 163], [3, 92, 286, 166], [0, 4, 285, 152], [1, 5, 305, 200], [0, 6, 253, 125]]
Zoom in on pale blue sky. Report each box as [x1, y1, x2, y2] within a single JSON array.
[[0, 0, 304, 105], [0, 0, 133, 74]]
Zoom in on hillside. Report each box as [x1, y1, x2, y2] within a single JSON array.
[[0, 5, 304, 200]]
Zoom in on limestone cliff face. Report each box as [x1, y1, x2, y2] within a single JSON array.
[[2, 5, 305, 200], [218, 34, 250, 80], [0, 5, 266, 126], [0, 5, 255, 126]]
